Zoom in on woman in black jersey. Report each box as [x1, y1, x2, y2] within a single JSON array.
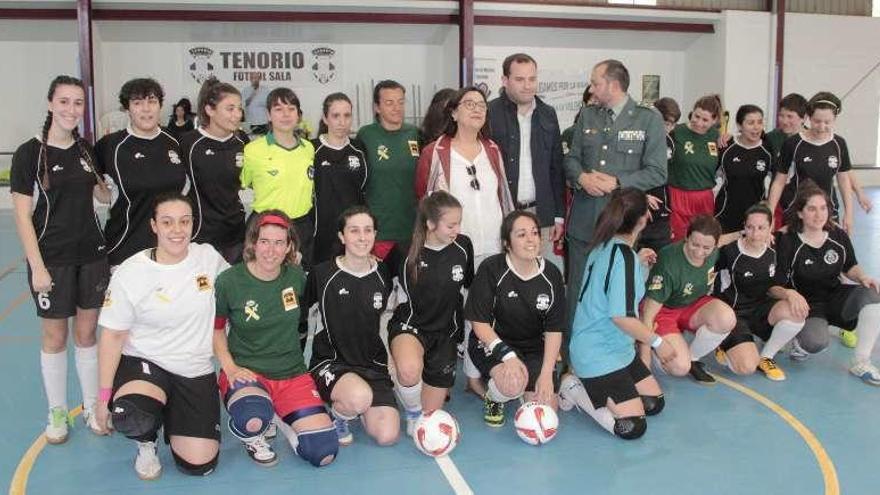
[[96, 78, 189, 266], [715, 105, 774, 235], [11, 75, 111, 444], [306, 206, 399, 447], [638, 97, 678, 253], [466, 210, 565, 428], [768, 92, 864, 234], [389, 192, 473, 435], [311, 93, 368, 265], [714, 204, 806, 381], [182, 78, 247, 262], [166, 98, 195, 141], [777, 184, 880, 385]]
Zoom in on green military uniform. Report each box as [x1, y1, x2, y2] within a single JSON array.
[[645, 241, 718, 308], [357, 122, 420, 242], [562, 95, 667, 328]]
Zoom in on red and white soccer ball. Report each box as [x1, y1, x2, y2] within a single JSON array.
[[413, 409, 461, 457], [514, 402, 558, 446]]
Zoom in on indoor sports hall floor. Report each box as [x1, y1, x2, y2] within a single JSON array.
[[3, 191, 880, 495]]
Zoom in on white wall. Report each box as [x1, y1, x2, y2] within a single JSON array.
[[93, 21, 459, 133], [784, 13, 880, 165], [721, 10, 773, 126], [476, 25, 696, 127], [0, 20, 79, 153]]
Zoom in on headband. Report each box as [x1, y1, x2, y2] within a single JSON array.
[[258, 214, 290, 229], [814, 99, 838, 109]]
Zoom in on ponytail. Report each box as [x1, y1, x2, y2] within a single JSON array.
[[587, 187, 648, 251], [39, 111, 52, 190], [406, 191, 462, 284]]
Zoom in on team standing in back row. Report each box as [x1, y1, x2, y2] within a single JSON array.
[[10, 53, 880, 479]]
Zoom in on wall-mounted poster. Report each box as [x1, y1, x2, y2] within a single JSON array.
[[642, 75, 660, 105]]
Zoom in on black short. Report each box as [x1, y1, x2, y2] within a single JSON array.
[[113, 355, 221, 443], [468, 337, 560, 392], [27, 258, 109, 318], [581, 356, 652, 410], [311, 362, 396, 408], [388, 325, 459, 388], [722, 300, 776, 349], [809, 284, 880, 329]]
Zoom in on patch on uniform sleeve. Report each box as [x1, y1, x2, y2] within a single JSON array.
[[282, 287, 299, 311], [648, 275, 663, 291], [103, 290, 112, 308], [408, 140, 419, 157], [707, 142, 718, 157], [196, 274, 211, 291]]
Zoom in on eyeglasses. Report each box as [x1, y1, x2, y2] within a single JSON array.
[[465, 163, 481, 191], [459, 100, 487, 111]]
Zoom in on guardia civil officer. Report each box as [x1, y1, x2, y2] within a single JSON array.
[[562, 59, 667, 331]]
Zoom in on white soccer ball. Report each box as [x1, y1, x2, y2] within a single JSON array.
[[413, 409, 461, 457], [514, 402, 559, 446]]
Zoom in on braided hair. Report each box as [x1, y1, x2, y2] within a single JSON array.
[[40, 75, 105, 190]]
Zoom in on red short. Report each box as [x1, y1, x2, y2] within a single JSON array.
[[668, 186, 714, 241], [773, 204, 784, 231], [218, 371, 324, 419], [653, 296, 715, 336]]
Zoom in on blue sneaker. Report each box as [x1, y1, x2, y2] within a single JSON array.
[[333, 416, 353, 446]]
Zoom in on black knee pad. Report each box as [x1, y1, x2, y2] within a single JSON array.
[[641, 394, 665, 416], [112, 394, 163, 442], [172, 450, 218, 477], [613, 415, 647, 440]]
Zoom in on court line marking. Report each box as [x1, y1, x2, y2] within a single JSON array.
[[0, 258, 24, 283], [0, 290, 29, 325], [715, 375, 839, 495], [9, 406, 83, 495], [434, 455, 475, 495]]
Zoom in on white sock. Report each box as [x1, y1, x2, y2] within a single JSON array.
[[395, 381, 423, 414], [561, 378, 615, 434], [74, 345, 99, 410], [854, 304, 880, 364], [689, 325, 729, 360], [761, 320, 804, 359], [274, 415, 299, 450], [486, 379, 518, 403], [41, 350, 68, 410]]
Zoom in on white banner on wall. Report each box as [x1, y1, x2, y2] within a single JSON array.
[[184, 43, 342, 87]]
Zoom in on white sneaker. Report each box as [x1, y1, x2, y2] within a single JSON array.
[[557, 374, 582, 412], [81, 405, 103, 435], [405, 410, 422, 437], [850, 361, 880, 386], [135, 441, 162, 480], [789, 339, 810, 362], [45, 407, 70, 445], [264, 421, 277, 440], [242, 434, 278, 467]]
